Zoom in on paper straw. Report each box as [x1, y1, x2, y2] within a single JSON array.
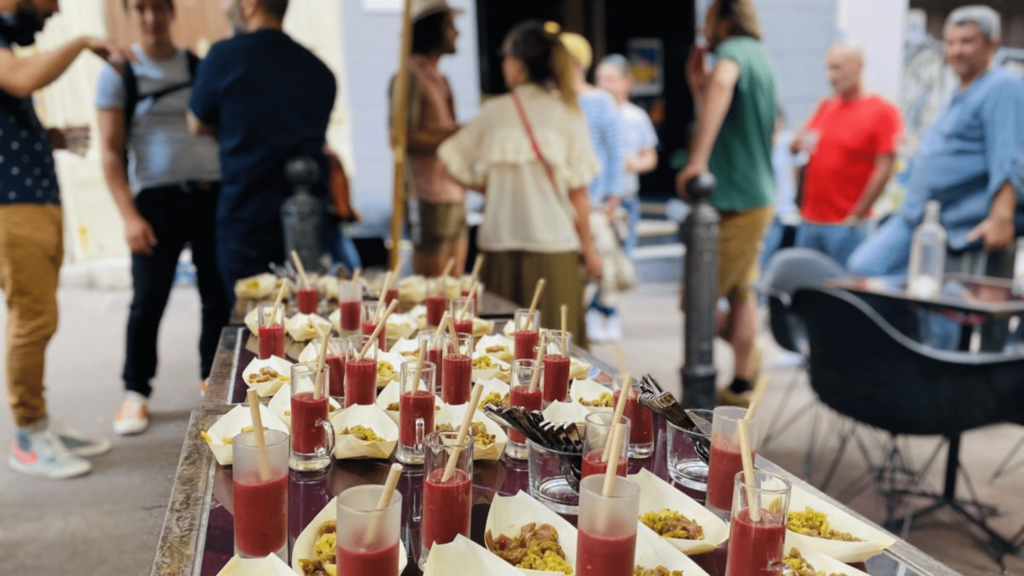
[[744, 378, 770, 423], [602, 423, 626, 496], [528, 343, 544, 393], [523, 279, 546, 330], [459, 281, 479, 321], [560, 304, 568, 357], [349, 268, 362, 301], [246, 389, 271, 482], [738, 419, 759, 522], [446, 313, 460, 349], [442, 384, 485, 482], [410, 340, 427, 395], [359, 300, 399, 360], [269, 283, 288, 326], [375, 271, 394, 323], [437, 258, 455, 296], [469, 254, 484, 284], [612, 343, 627, 377], [603, 374, 632, 462], [314, 327, 331, 400], [365, 462, 404, 546], [435, 311, 451, 340], [290, 250, 310, 289]]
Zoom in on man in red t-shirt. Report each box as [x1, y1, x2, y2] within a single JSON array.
[[791, 42, 903, 265]]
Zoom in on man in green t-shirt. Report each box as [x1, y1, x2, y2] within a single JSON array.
[[677, 0, 779, 407]]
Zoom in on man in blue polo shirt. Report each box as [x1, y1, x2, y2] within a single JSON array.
[[0, 0, 127, 479], [188, 0, 336, 300]]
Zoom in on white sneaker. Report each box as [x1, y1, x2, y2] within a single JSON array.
[[604, 314, 623, 342], [114, 391, 149, 436], [9, 422, 91, 480], [586, 309, 608, 343], [49, 419, 112, 458]]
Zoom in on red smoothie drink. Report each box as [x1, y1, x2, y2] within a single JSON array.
[[461, 289, 479, 311], [233, 473, 288, 557], [428, 347, 444, 392], [508, 385, 542, 444], [336, 541, 401, 576], [725, 509, 787, 576], [385, 288, 400, 309], [399, 390, 435, 446], [514, 330, 538, 361], [581, 448, 627, 479], [422, 468, 472, 551], [344, 358, 378, 407], [576, 531, 636, 576], [291, 391, 329, 454], [361, 320, 386, 349], [339, 300, 362, 332], [425, 295, 446, 327], [614, 390, 654, 446], [258, 325, 285, 359], [453, 319, 473, 336], [442, 354, 472, 405], [325, 354, 345, 398], [297, 288, 318, 314], [706, 440, 754, 512], [542, 354, 571, 403]]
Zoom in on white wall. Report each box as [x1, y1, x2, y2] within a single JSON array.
[[837, 0, 908, 102]]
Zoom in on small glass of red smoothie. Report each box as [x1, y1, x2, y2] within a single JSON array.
[[417, 330, 443, 393], [324, 337, 346, 402], [582, 412, 631, 479], [419, 430, 473, 570], [460, 279, 482, 312], [725, 470, 793, 576], [336, 484, 404, 576], [289, 363, 335, 472], [576, 474, 640, 576], [296, 286, 319, 315], [344, 335, 379, 408], [338, 279, 363, 336], [512, 309, 541, 361], [232, 429, 289, 559], [361, 302, 387, 350], [396, 359, 437, 466], [257, 303, 286, 360], [539, 329, 572, 405], [706, 406, 759, 519], [448, 297, 476, 337], [440, 332, 473, 405], [613, 378, 655, 461], [504, 358, 543, 460]]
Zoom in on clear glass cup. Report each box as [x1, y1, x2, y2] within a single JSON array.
[[449, 297, 476, 336], [418, 330, 443, 395], [396, 360, 437, 466], [513, 309, 541, 360], [667, 409, 713, 491], [324, 337, 346, 402], [706, 406, 759, 518], [289, 363, 335, 472], [440, 332, 473, 405], [296, 285, 319, 315], [527, 439, 580, 515], [257, 303, 286, 360], [419, 430, 473, 569], [425, 278, 448, 328], [576, 474, 640, 576], [336, 484, 404, 576], [582, 412, 630, 479], [362, 302, 387, 350], [461, 281, 483, 313], [232, 429, 289, 559], [725, 470, 795, 576], [338, 280, 363, 335], [540, 329, 572, 405], [613, 376, 654, 460], [344, 334, 379, 408], [505, 359, 543, 460]]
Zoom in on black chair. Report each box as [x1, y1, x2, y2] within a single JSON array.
[[792, 287, 1024, 562]]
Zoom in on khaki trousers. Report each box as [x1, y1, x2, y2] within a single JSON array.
[[0, 204, 62, 427]]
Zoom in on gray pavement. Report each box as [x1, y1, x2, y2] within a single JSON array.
[[1, 282, 1022, 575]]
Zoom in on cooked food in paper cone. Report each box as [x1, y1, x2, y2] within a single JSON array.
[[568, 357, 592, 381], [781, 535, 869, 576], [434, 403, 507, 461], [783, 485, 896, 563], [629, 469, 729, 555], [234, 273, 278, 301], [425, 534, 524, 576], [297, 340, 331, 365], [244, 308, 261, 337], [375, 379, 441, 425], [570, 379, 614, 412], [267, 384, 341, 431], [217, 553, 295, 576], [541, 401, 590, 430], [200, 404, 289, 466], [327, 308, 341, 335], [398, 275, 428, 304], [475, 379, 511, 411], [291, 496, 409, 576], [502, 320, 516, 338], [376, 351, 404, 388], [486, 522, 572, 574], [632, 522, 711, 576], [472, 317, 496, 338], [484, 491, 578, 575], [475, 334, 515, 363], [409, 305, 428, 330], [389, 337, 420, 358], [329, 404, 398, 459], [285, 313, 333, 343], [315, 275, 339, 301], [472, 352, 510, 383], [386, 313, 418, 340], [241, 356, 294, 397]]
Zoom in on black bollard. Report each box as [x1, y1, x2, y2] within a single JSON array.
[[680, 173, 718, 410], [281, 156, 324, 274]]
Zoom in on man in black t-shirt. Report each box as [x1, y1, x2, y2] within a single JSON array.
[[188, 0, 336, 302]]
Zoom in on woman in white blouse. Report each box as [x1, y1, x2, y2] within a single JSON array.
[[438, 20, 602, 345]]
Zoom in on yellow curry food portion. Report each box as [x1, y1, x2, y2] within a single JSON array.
[[480, 391, 510, 409], [298, 520, 337, 576], [472, 355, 496, 370], [633, 567, 683, 576], [787, 507, 863, 542], [377, 361, 395, 381], [436, 422, 496, 447], [486, 523, 572, 574], [579, 392, 614, 408], [248, 367, 289, 384], [339, 425, 381, 441], [784, 547, 849, 576], [639, 508, 704, 540]]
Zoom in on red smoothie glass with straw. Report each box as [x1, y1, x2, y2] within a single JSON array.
[[441, 332, 473, 405], [613, 378, 655, 460], [575, 474, 640, 576], [706, 406, 759, 518], [257, 303, 285, 360], [362, 301, 387, 349], [324, 337, 346, 401], [581, 412, 630, 479], [336, 485, 403, 576], [539, 329, 571, 404], [725, 470, 794, 576], [232, 429, 289, 559], [419, 430, 473, 570], [344, 334, 378, 407], [449, 296, 476, 336], [396, 359, 436, 466], [513, 309, 541, 361], [505, 358, 543, 459], [289, 363, 335, 472], [296, 287, 319, 315], [338, 279, 363, 336]]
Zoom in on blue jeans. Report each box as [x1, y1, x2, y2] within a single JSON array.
[[621, 196, 641, 256], [759, 217, 799, 273], [795, 222, 867, 267]]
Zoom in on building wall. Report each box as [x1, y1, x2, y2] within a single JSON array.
[[837, 0, 908, 103]]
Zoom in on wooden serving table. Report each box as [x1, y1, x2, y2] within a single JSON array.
[[155, 330, 962, 576]]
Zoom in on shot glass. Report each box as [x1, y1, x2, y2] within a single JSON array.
[[513, 309, 541, 361], [666, 409, 713, 491], [441, 332, 472, 405], [425, 279, 447, 328], [344, 334, 379, 407], [613, 377, 654, 460], [338, 280, 363, 336], [232, 429, 289, 559], [725, 470, 794, 576], [505, 359, 543, 460], [296, 285, 319, 315], [449, 297, 476, 336], [257, 303, 285, 360], [362, 302, 387, 350], [582, 412, 631, 479], [540, 329, 572, 404], [396, 360, 437, 465], [420, 430, 473, 569], [336, 485, 404, 576], [289, 363, 335, 472], [526, 439, 580, 515], [324, 337, 346, 402], [706, 406, 759, 518], [576, 474, 640, 576]]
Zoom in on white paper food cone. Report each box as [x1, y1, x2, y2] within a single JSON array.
[[329, 308, 341, 334], [390, 337, 420, 358], [434, 403, 508, 461], [244, 308, 260, 337], [484, 491, 578, 575], [297, 340, 323, 365], [330, 404, 399, 459], [375, 378, 440, 425], [217, 553, 295, 576], [502, 320, 516, 338], [783, 534, 871, 576], [376, 351, 405, 388], [234, 273, 277, 301], [569, 379, 614, 413], [474, 379, 511, 412], [475, 335, 515, 363], [425, 534, 524, 576], [386, 313, 418, 340], [399, 275, 427, 304], [787, 484, 896, 562], [268, 384, 341, 431], [409, 305, 428, 330], [541, 401, 590, 430], [241, 356, 294, 397], [291, 496, 408, 575], [315, 275, 339, 301], [285, 313, 333, 343], [630, 469, 729, 555], [633, 522, 711, 575], [471, 352, 504, 383], [472, 317, 496, 339], [201, 404, 290, 466], [569, 357, 592, 381]]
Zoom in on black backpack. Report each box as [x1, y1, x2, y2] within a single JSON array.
[[120, 50, 200, 165]]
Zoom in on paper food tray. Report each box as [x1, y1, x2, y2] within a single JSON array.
[[267, 384, 341, 431], [787, 484, 896, 563], [474, 378, 511, 411], [241, 356, 293, 397], [484, 491, 578, 575], [201, 404, 289, 466], [375, 378, 441, 425], [434, 403, 508, 461], [234, 273, 277, 301], [217, 553, 294, 576], [424, 534, 523, 576], [569, 379, 614, 414], [291, 495, 408, 575], [475, 334, 515, 363], [284, 313, 332, 343], [783, 534, 871, 576], [629, 468, 729, 555], [634, 522, 711, 575], [329, 404, 399, 460]]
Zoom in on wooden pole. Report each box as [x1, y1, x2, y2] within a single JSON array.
[[389, 0, 415, 270]]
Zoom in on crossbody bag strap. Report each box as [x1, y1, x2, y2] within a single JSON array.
[[510, 91, 559, 193]]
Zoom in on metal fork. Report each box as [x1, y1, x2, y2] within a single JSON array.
[[636, 375, 711, 463]]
